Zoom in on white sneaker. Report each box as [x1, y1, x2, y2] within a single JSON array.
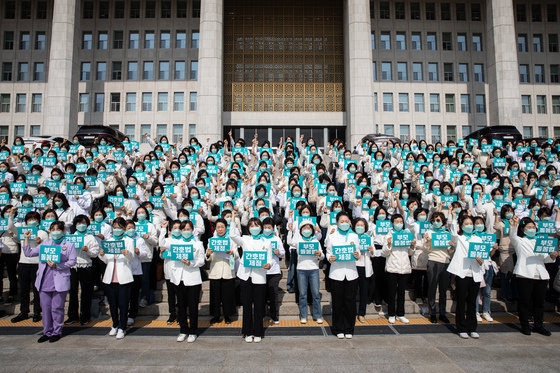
[[127, 318, 134, 326], [253, 336, 261, 343], [336, 333, 344, 339], [273, 320, 279, 325], [397, 316, 410, 324], [187, 334, 197, 343], [244, 335, 253, 343], [345, 334, 353, 339], [139, 298, 148, 308], [300, 318, 307, 324], [476, 313, 482, 322], [316, 318, 323, 324], [177, 333, 187, 342], [116, 329, 125, 339], [469, 332, 480, 339], [388, 316, 396, 324], [482, 312, 493, 322], [459, 332, 469, 339], [109, 327, 118, 336], [415, 298, 424, 305]]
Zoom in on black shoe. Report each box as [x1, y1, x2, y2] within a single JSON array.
[[4, 296, 14, 305], [224, 317, 232, 324], [521, 327, 532, 336], [533, 325, 551, 336], [49, 335, 61, 343], [209, 317, 221, 324], [64, 318, 78, 325], [32, 314, 41, 323], [167, 315, 176, 325], [11, 313, 28, 323], [80, 319, 90, 326], [439, 315, 450, 324], [37, 335, 50, 343], [430, 315, 437, 324]]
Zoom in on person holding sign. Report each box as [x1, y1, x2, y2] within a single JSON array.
[[446, 216, 484, 339], [133, 207, 158, 309], [473, 216, 499, 322], [11, 211, 48, 323], [326, 212, 360, 339], [493, 205, 518, 302], [382, 214, 415, 324], [22, 221, 77, 343], [66, 215, 99, 325], [51, 193, 75, 234], [288, 220, 324, 324], [424, 212, 454, 324], [509, 216, 558, 336], [262, 218, 285, 325], [206, 218, 239, 324], [369, 207, 391, 314], [230, 218, 273, 343], [124, 220, 151, 327], [158, 220, 181, 325], [98, 217, 135, 340], [160, 219, 204, 343], [353, 218, 373, 323], [61, 177, 92, 217]]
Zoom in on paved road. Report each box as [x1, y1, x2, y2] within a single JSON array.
[[0, 329, 559, 372]]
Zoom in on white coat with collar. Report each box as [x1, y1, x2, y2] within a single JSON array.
[[230, 231, 273, 285], [509, 224, 555, 280], [381, 229, 413, 274], [99, 236, 135, 285], [326, 229, 360, 281], [446, 234, 484, 282], [160, 236, 205, 286]]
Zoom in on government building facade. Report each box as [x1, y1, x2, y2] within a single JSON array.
[[0, 0, 559, 147]]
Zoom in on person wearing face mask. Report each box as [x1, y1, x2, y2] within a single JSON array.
[[382, 215, 415, 325], [260, 218, 285, 324], [423, 212, 455, 324], [98, 218, 136, 340], [447, 216, 484, 339], [51, 193, 75, 234], [493, 205, 517, 302], [160, 220, 205, 343], [158, 220, 181, 324], [352, 218, 374, 323], [287, 220, 324, 325], [473, 188, 502, 235], [133, 207, 157, 309], [65, 215, 99, 326], [230, 218, 273, 343], [1, 206, 23, 304], [11, 211, 48, 323], [472, 216, 499, 323], [368, 207, 390, 314], [509, 216, 558, 336], [61, 177, 93, 217], [326, 212, 360, 339], [409, 208, 429, 309], [124, 220, 150, 327], [206, 218, 239, 325], [22, 221, 77, 343]]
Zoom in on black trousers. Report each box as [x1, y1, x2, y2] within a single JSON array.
[[91, 257, 106, 289], [455, 276, 480, 333], [356, 266, 370, 317], [0, 253, 18, 297], [330, 278, 358, 335], [127, 275, 142, 319], [176, 283, 201, 335], [68, 267, 94, 322], [426, 260, 450, 316], [240, 278, 266, 337], [411, 269, 428, 301], [386, 272, 409, 317], [266, 273, 282, 321], [517, 277, 547, 329], [166, 280, 177, 317], [209, 278, 236, 319], [105, 282, 132, 330], [371, 256, 387, 305], [17, 263, 40, 316]]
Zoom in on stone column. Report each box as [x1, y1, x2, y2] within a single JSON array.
[[344, 0, 375, 148], [197, 0, 223, 142], [486, 0, 522, 129], [45, 0, 80, 138]]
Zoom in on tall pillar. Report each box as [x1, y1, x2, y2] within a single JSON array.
[[45, 0, 80, 138], [486, 0, 522, 129], [344, 0, 375, 148], [197, 0, 223, 142]]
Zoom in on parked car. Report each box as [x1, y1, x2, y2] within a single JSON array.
[[360, 134, 402, 146], [20, 136, 68, 150], [74, 125, 126, 147], [464, 125, 522, 144]]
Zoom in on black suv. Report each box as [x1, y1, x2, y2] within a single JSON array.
[[74, 125, 126, 147], [464, 125, 522, 145]]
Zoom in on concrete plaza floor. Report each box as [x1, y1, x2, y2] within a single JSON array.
[[0, 329, 559, 373]]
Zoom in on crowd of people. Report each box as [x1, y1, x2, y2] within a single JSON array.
[[0, 131, 558, 343]]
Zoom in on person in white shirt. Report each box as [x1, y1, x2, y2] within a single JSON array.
[[230, 217, 273, 343], [447, 215, 484, 339], [289, 220, 324, 324], [160, 219, 205, 343], [124, 219, 150, 326], [353, 217, 373, 323], [509, 215, 558, 336], [262, 217, 285, 324], [326, 212, 360, 339], [98, 217, 136, 340]]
